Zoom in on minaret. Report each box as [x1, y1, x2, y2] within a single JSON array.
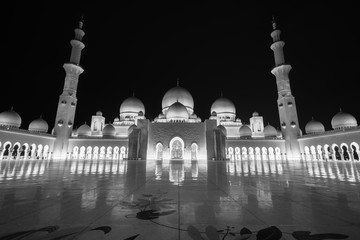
[[270, 18, 301, 160], [53, 17, 85, 160]]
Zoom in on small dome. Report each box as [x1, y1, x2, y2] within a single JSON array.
[[96, 111, 103, 116], [331, 111, 357, 130], [210, 97, 236, 116], [217, 125, 227, 136], [239, 125, 252, 138], [305, 119, 325, 134], [77, 123, 91, 136], [166, 102, 190, 120], [28, 117, 48, 133], [252, 111, 259, 117], [120, 96, 145, 115], [264, 124, 277, 138], [102, 124, 115, 136], [128, 124, 137, 135], [162, 85, 194, 114], [0, 109, 22, 128]]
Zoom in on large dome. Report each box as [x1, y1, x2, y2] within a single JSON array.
[[331, 111, 357, 130], [210, 97, 236, 116], [120, 96, 145, 115], [166, 102, 190, 120], [305, 119, 325, 134], [0, 109, 22, 128], [28, 117, 48, 133], [77, 123, 91, 136], [264, 124, 277, 138], [162, 86, 194, 114]]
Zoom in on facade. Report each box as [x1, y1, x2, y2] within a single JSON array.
[[1, 19, 360, 162]]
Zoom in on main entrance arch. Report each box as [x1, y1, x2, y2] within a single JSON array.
[[169, 137, 184, 160]]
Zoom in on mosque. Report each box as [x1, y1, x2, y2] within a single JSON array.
[[0, 19, 360, 162]]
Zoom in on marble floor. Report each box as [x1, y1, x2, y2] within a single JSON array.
[[0, 158, 359, 239]]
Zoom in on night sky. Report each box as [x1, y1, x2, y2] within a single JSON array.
[[2, 2, 359, 132]]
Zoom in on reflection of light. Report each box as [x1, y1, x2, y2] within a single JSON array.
[[277, 163, 283, 174], [155, 160, 162, 180], [191, 161, 198, 179], [313, 161, 320, 178], [327, 162, 336, 179], [270, 160, 276, 173], [169, 160, 185, 185], [334, 161, 344, 181], [243, 161, 248, 174], [81, 189, 97, 211], [228, 161, 235, 175], [249, 160, 255, 173], [235, 160, 242, 173], [263, 161, 269, 175], [256, 182, 273, 209], [256, 161, 262, 174]]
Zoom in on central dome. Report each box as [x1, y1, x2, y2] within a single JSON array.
[[166, 102, 190, 120], [0, 109, 22, 128], [331, 111, 357, 130], [162, 86, 194, 114]]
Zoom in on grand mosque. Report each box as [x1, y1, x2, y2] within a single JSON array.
[[0, 19, 360, 162]]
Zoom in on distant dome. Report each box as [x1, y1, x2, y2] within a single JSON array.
[[217, 125, 227, 136], [102, 124, 115, 136], [239, 125, 252, 138], [0, 109, 21, 128], [331, 111, 357, 130], [120, 96, 145, 115], [264, 124, 277, 138], [210, 97, 236, 116], [162, 85, 194, 114], [28, 117, 48, 133], [305, 119, 325, 134], [96, 111, 102, 116], [77, 123, 91, 136], [277, 129, 282, 138], [166, 102, 190, 120]]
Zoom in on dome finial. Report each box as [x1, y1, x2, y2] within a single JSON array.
[[10, 106, 13, 111], [339, 107, 342, 112], [78, 14, 84, 29], [220, 90, 223, 97], [133, 90, 135, 97], [176, 78, 180, 86], [272, 15, 277, 30]]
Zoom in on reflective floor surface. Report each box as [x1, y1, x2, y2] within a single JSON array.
[[0, 158, 359, 239]]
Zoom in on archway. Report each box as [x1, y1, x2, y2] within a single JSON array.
[[169, 137, 184, 160], [341, 144, 350, 160], [191, 143, 198, 160], [350, 142, 359, 160], [156, 142, 163, 160]]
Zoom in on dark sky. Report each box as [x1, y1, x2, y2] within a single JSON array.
[[2, 2, 359, 132]]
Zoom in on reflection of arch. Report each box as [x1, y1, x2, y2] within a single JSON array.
[[169, 137, 184, 160], [191, 143, 198, 160], [350, 142, 359, 160], [156, 142, 163, 160]]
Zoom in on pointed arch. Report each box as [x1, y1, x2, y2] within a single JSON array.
[[169, 136, 185, 160]]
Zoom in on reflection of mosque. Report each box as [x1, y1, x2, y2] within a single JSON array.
[[1, 19, 360, 162]]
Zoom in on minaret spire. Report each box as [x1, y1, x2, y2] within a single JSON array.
[[53, 17, 86, 160], [270, 18, 301, 160]]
